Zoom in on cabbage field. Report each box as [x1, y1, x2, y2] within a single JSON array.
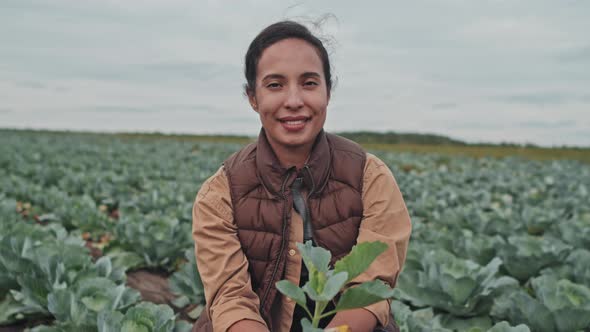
[[1, 129, 589, 332]]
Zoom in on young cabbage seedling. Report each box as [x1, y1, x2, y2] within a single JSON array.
[[276, 241, 395, 331]]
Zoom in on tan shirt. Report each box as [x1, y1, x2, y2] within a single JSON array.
[[192, 153, 412, 332]]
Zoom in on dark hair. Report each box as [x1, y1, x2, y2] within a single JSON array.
[[244, 20, 332, 96]]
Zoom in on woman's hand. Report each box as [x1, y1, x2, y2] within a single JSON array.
[[325, 326, 352, 332], [326, 308, 377, 332], [228, 319, 270, 332]]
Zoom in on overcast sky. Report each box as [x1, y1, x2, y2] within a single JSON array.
[[1, 0, 589, 146]]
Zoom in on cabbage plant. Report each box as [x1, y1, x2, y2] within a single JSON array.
[[391, 301, 530, 332], [491, 275, 590, 332], [540, 249, 590, 286], [394, 248, 518, 316], [107, 212, 192, 271], [550, 216, 590, 249], [276, 241, 395, 331], [97, 301, 191, 332], [531, 275, 590, 331], [497, 235, 571, 282], [28, 278, 140, 331], [168, 248, 205, 318], [437, 229, 506, 266]]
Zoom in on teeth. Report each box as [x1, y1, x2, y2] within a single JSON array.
[[285, 120, 305, 125]]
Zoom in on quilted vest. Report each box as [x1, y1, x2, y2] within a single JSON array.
[[222, 129, 366, 329]]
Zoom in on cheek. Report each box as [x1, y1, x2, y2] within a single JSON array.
[[311, 97, 329, 114]]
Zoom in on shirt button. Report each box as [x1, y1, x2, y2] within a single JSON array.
[[288, 249, 296, 256]]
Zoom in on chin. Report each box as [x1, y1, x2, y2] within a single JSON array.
[[279, 138, 308, 148]]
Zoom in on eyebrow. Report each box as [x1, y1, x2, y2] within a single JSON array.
[[301, 72, 321, 79], [261, 72, 321, 81], [261, 74, 285, 81]]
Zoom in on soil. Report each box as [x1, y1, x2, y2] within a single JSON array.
[[126, 269, 177, 305]]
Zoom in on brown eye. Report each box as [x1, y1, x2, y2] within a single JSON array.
[[304, 81, 318, 86], [267, 82, 281, 89]]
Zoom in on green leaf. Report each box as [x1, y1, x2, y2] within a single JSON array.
[[395, 249, 518, 316], [97, 310, 124, 332], [168, 248, 204, 305], [76, 277, 139, 312], [302, 274, 322, 302], [94, 256, 113, 278], [124, 302, 176, 331], [29, 326, 64, 332], [490, 289, 554, 332], [487, 321, 531, 332], [297, 241, 331, 274], [276, 280, 308, 310], [16, 273, 52, 311], [333, 241, 387, 283], [390, 300, 413, 329], [174, 320, 193, 332], [308, 268, 325, 295], [81, 294, 110, 312], [301, 318, 324, 332], [187, 304, 204, 320], [0, 292, 38, 325], [530, 275, 590, 331], [171, 295, 190, 308], [319, 271, 348, 302], [121, 320, 150, 332], [335, 280, 395, 311], [47, 289, 90, 327], [434, 314, 492, 331]]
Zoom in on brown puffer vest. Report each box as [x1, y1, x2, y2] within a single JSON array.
[[193, 129, 399, 332]]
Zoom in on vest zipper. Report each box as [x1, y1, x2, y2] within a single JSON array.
[[260, 168, 294, 313], [303, 164, 316, 200], [303, 165, 316, 243]]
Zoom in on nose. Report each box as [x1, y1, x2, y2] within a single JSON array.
[[284, 86, 304, 110]]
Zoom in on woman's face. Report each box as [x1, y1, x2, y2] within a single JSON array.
[[249, 38, 330, 155]]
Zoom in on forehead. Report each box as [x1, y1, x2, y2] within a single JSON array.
[[257, 38, 324, 79]]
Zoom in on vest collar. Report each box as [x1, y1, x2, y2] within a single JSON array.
[[256, 128, 331, 198]]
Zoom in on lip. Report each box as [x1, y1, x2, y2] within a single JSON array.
[[278, 116, 310, 132], [278, 115, 310, 121]]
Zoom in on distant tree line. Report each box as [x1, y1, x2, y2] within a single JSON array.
[[336, 131, 468, 146], [4, 128, 589, 150]]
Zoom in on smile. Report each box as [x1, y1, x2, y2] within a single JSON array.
[[278, 116, 310, 132], [282, 119, 307, 125], [278, 116, 310, 122]]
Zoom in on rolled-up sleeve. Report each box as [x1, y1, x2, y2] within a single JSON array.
[[192, 166, 267, 332], [349, 153, 412, 327]]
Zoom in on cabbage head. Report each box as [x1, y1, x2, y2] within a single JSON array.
[[395, 248, 518, 316], [498, 235, 571, 282], [491, 275, 590, 332]]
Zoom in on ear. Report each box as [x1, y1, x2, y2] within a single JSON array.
[[247, 91, 259, 113]]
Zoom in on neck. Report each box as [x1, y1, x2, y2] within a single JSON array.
[[267, 139, 312, 170]]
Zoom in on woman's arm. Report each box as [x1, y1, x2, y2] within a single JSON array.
[[193, 167, 269, 332], [327, 153, 412, 331]]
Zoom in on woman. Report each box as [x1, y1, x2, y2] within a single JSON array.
[[192, 20, 412, 332]]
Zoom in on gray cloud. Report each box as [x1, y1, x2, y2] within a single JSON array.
[[140, 62, 239, 81], [556, 45, 590, 63], [432, 102, 457, 110], [83, 104, 222, 114], [490, 93, 589, 106], [15, 81, 47, 89], [1, 0, 589, 146], [517, 120, 576, 129]]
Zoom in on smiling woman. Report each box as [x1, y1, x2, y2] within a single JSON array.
[[247, 37, 329, 169], [191, 20, 412, 332]]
